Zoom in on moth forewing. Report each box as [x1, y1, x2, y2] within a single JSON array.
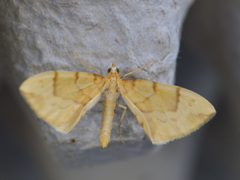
[[118, 78, 216, 144], [19, 71, 106, 133]]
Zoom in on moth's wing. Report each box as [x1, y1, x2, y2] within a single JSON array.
[[119, 79, 216, 144], [19, 71, 105, 133]]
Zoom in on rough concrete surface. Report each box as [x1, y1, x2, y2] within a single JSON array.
[[0, 0, 194, 167]]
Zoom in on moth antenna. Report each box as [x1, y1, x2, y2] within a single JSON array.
[[72, 51, 103, 76], [121, 61, 154, 79]]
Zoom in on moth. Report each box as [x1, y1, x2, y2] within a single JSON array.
[[19, 51, 216, 148]]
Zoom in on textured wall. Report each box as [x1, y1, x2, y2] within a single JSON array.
[[0, 0, 194, 167]]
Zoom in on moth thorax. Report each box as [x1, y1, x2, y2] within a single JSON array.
[[110, 76, 117, 81]]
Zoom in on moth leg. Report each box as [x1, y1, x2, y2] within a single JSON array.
[[116, 103, 127, 144]]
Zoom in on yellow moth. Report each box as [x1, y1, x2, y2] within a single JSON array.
[[19, 51, 216, 148]]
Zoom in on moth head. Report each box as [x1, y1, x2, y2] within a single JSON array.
[[107, 62, 120, 74]]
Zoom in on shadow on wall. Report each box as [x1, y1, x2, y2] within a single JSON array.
[[0, 79, 54, 180], [178, 0, 240, 179]]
